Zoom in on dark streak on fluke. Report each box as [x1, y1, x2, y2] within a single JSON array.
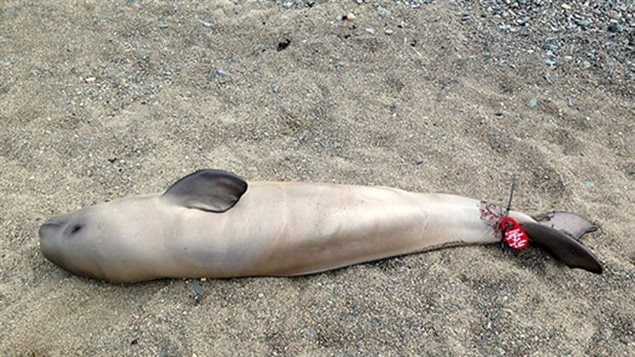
[[38, 169, 603, 283]]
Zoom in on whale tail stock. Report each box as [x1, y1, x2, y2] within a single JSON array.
[[521, 211, 603, 274]]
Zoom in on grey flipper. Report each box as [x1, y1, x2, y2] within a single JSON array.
[[521, 222, 603, 274], [532, 211, 598, 240], [162, 169, 248, 212]]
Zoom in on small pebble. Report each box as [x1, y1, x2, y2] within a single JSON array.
[[384, 29, 394, 35], [575, 18, 591, 27], [201, 21, 213, 28], [191, 280, 204, 302], [344, 13, 355, 21], [543, 73, 552, 83], [544, 58, 556, 66], [159, 22, 169, 29], [377, 6, 391, 17], [544, 42, 558, 51], [528, 98, 538, 109], [607, 23, 620, 33]]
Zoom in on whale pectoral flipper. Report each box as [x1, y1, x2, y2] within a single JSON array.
[[521, 222, 603, 274], [161, 169, 248, 212]]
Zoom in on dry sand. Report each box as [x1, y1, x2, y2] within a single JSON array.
[[1, 0, 633, 355]]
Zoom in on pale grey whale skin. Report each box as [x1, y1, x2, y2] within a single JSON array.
[[38, 169, 602, 283]]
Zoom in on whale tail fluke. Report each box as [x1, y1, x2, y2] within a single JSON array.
[[521, 212, 602, 274], [532, 211, 598, 240]]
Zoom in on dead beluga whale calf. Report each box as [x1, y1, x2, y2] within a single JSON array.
[[38, 169, 603, 283]]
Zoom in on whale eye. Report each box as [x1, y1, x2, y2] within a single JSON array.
[[70, 224, 83, 235]]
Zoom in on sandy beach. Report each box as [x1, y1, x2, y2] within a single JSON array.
[[1, 1, 633, 355]]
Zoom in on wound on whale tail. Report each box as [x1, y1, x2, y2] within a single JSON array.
[[521, 212, 602, 274]]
